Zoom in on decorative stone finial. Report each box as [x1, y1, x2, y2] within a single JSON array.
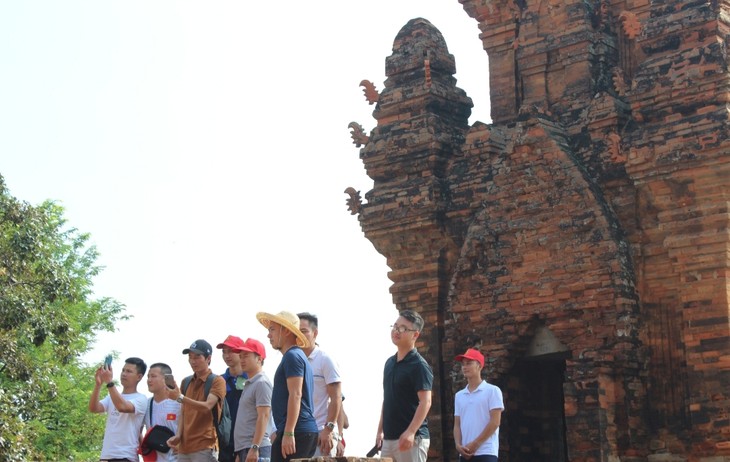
[[344, 187, 363, 215], [360, 80, 379, 105], [612, 68, 627, 96], [348, 122, 369, 147], [424, 59, 432, 89], [619, 11, 640, 39], [606, 132, 625, 163]]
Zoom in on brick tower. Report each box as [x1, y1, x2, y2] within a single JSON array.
[[348, 2, 730, 461]]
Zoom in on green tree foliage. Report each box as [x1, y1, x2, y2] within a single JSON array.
[[0, 175, 127, 461]]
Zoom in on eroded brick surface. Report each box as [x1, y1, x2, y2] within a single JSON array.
[[352, 3, 730, 461]]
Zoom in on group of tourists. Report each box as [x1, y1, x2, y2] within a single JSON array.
[[89, 309, 504, 462]]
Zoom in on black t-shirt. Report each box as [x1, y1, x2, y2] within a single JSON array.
[[382, 349, 434, 439]]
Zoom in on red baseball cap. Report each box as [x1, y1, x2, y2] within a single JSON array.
[[239, 338, 266, 360], [455, 348, 484, 367], [216, 335, 246, 351]]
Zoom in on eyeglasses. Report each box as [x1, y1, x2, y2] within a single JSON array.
[[390, 324, 417, 334]]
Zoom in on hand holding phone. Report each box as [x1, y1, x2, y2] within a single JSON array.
[[164, 374, 176, 390], [103, 354, 113, 370], [366, 444, 381, 457]]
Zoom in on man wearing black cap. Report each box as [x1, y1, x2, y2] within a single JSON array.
[[166, 339, 227, 462]]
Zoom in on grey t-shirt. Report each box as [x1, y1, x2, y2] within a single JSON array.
[[233, 371, 274, 451]]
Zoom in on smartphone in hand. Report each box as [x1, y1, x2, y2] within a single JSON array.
[[103, 354, 113, 369], [164, 374, 176, 390], [366, 444, 381, 457]]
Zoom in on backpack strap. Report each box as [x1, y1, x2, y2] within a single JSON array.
[[181, 374, 219, 425], [180, 373, 220, 426], [144, 397, 154, 430], [205, 374, 219, 427], [181, 375, 193, 395], [203, 373, 215, 397]]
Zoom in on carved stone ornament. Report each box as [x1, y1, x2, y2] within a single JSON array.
[[612, 67, 627, 96], [424, 59, 432, 88], [344, 187, 363, 215], [360, 80, 379, 105], [348, 122, 370, 147], [619, 11, 640, 40], [606, 131, 625, 163]]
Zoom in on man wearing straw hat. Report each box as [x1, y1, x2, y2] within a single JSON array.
[[256, 310, 318, 462]]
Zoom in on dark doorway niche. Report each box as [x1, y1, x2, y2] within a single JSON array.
[[506, 352, 569, 462]]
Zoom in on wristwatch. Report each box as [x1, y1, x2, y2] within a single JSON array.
[[176, 395, 184, 403], [106, 382, 115, 388], [251, 444, 260, 451], [325, 421, 336, 431]]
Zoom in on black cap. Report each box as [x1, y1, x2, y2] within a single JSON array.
[[182, 339, 213, 357]]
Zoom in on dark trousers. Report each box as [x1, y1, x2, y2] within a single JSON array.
[[459, 455, 497, 462], [271, 432, 318, 462], [218, 445, 235, 462]]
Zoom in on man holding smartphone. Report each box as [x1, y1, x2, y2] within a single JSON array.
[[166, 339, 226, 462], [143, 363, 181, 462], [88, 356, 148, 462]]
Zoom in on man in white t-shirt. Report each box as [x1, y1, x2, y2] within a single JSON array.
[[298, 312, 342, 456], [453, 349, 504, 462], [142, 362, 181, 462], [89, 356, 148, 462]]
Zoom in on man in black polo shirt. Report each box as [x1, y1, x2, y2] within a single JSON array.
[[375, 310, 433, 462]]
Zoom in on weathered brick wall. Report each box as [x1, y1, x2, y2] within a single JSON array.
[[359, 23, 470, 455], [444, 117, 647, 460], [623, 1, 730, 455], [351, 2, 730, 461]]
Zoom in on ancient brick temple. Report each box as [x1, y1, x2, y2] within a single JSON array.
[[346, 1, 730, 461]]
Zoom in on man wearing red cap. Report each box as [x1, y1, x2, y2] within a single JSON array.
[[216, 335, 249, 462], [233, 338, 274, 462], [453, 348, 504, 462]]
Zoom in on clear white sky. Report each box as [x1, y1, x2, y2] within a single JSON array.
[[1, 1, 490, 456]]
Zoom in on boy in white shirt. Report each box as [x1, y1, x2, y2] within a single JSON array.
[[142, 362, 181, 462], [453, 349, 504, 462]]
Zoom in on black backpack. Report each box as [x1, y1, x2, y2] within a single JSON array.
[[181, 373, 232, 450]]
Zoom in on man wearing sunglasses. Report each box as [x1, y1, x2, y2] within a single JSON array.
[[375, 310, 433, 462]]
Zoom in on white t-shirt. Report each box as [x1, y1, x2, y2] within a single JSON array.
[[454, 380, 504, 456], [143, 397, 182, 462], [100, 391, 148, 461], [307, 346, 341, 428]]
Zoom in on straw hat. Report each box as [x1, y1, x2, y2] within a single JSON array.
[[256, 310, 309, 348]]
